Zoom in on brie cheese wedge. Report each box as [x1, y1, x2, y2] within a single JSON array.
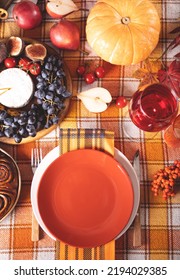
[[0, 68, 34, 108]]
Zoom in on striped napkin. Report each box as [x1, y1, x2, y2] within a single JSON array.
[[55, 128, 115, 260]]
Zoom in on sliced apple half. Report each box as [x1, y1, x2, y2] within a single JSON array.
[[46, 0, 79, 19], [77, 87, 112, 113]]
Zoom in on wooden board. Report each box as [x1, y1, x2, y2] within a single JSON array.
[[0, 38, 72, 145], [0, 0, 13, 10]]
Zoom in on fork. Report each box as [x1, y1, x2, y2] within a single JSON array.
[[31, 148, 43, 241]]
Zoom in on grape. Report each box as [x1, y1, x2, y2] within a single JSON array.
[[31, 104, 39, 110], [12, 122, 20, 130], [18, 126, 27, 136], [57, 59, 62, 67], [47, 105, 56, 115], [36, 75, 44, 82], [56, 69, 65, 77], [34, 89, 46, 99], [4, 127, 14, 138], [42, 102, 49, 110], [57, 103, 65, 110], [52, 116, 59, 124], [28, 109, 37, 116], [4, 117, 13, 126], [29, 131, 37, 137], [45, 62, 53, 71], [46, 92, 54, 100], [56, 78, 62, 85], [26, 124, 36, 133], [53, 66, 58, 72], [0, 110, 8, 121], [20, 111, 28, 117], [18, 116, 28, 126], [48, 84, 55, 91], [56, 87, 63, 95], [28, 115, 36, 125], [37, 82, 45, 89], [37, 98, 43, 104], [13, 133, 22, 143], [62, 90, 71, 98], [54, 96, 60, 103]]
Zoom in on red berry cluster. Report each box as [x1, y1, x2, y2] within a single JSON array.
[[76, 64, 105, 84], [151, 160, 180, 200]]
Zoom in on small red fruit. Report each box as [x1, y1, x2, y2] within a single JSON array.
[[116, 96, 127, 108], [84, 72, 95, 84], [76, 65, 86, 76], [29, 62, 41, 75], [4, 57, 16, 68], [18, 57, 31, 71], [95, 66, 105, 78]]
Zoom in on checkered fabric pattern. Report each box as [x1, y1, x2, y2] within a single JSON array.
[[0, 0, 180, 260]]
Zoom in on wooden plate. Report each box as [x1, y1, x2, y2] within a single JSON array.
[[0, 38, 72, 145], [0, 148, 21, 222]]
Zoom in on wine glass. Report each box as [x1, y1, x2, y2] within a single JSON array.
[[124, 83, 179, 140], [163, 114, 180, 148]]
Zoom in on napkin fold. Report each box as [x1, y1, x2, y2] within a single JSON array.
[[55, 128, 115, 260]]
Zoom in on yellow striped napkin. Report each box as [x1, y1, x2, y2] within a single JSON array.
[[55, 128, 115, 260]]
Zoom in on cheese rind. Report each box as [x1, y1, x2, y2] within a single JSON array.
[[0, 68, 34, 108]]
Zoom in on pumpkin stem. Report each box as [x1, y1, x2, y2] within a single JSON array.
[[121, 17, 130, 24]]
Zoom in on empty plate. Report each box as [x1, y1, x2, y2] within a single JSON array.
[[32, 149, 136, 247]]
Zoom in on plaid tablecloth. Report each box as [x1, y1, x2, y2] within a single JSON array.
[[0, 0, 180, 260]]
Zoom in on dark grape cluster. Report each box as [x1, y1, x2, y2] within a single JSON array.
[[0, 55, 71, 143]]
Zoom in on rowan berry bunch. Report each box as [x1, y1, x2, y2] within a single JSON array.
[[151, 160, 180, 200]]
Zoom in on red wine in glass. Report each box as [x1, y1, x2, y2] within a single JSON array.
[[129, 84, 178, 132]]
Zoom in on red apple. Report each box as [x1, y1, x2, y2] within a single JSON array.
[[50, 19, 80, 50], [13, 1, 42, 30], [46, 0, 78, 19]]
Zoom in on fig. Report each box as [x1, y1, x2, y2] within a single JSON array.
[[25, 43, 47, 61], [6, 36, 24, 56], [0, 43, 7, 63]]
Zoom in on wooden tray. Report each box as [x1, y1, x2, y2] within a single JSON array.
[[0, 148, 21, 222], [0, 38, 72, 145]]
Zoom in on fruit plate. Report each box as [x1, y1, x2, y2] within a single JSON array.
[[31, 147, 140, 247], [0, 37, 72, 144]]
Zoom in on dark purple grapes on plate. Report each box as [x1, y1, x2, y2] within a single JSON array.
[[0, 54, 71, 143]]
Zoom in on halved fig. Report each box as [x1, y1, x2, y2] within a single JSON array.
[[6, 36, 24, 56], [25, 43, 47, 61], [0, 43, 7, 63]]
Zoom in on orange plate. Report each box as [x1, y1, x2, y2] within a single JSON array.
[[37, 149, 133, 248]]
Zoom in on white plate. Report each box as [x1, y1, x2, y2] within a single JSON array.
[[31, 147, 140, 241]]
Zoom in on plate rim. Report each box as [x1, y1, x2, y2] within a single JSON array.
[[31, 147, 140, 243]]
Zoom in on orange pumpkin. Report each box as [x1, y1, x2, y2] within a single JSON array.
[[86, 0, 160, 65]]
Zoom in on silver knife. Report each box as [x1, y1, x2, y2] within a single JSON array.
[[132, 150, 141, 247]]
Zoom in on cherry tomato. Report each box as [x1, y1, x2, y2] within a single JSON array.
[[95, 66, 105, 78], [4, 57, 16, 68], [18, 57, 31, 71], [76, 65, 86, 76], [29, 62, 41, 76], [116, 96, 128, 108], [84, 72, 95, 84]]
